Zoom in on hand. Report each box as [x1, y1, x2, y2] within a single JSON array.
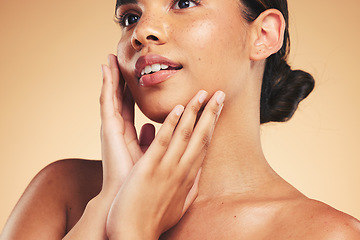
[[100, 54, 155, 196], [61, 54, 157, 240], [106, 90, 225, 240]]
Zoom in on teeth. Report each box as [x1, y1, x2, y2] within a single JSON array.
[[145, 65, 152, 74], [141, 64, 170, 76], [152, 64, 161, 72], [160, 64, 169, 70]]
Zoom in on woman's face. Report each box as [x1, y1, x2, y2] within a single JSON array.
[[116, 0, 251, 122]]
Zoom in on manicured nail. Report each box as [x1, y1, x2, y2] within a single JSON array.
[[198, 90, 208, 104], [217, 104, 224, 115], [216, 91, 225, 105], [216, 104, 224, 122], [175, 105, 185, 116]]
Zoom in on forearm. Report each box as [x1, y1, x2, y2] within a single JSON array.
[[62, 192, 114, 240]]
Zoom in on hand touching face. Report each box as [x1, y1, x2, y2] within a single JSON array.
[[101, 53, 225, 239]]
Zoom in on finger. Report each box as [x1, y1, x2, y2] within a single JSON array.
[[100, 65, 115, 120], [182, 168, 202, 216], [139, 123, 156, 153], [179, 91, 225, 174], [108, 54, 122, 113], [160, 90, 208, 167], [142, 105, 185, 165], [121, 85, 144, 162], [122, 85, 135, 124]]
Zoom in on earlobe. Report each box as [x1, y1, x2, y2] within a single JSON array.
[[249, 9, 286, 61]]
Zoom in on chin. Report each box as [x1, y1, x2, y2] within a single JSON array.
[[132, 87, 193, 123], [136, 100, 175, 123], [142, 109, 168, 123]]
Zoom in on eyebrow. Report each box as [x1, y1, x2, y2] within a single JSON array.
[[116, 0, 138, 8]]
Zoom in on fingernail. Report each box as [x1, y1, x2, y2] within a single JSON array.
[[216, 104, 224, 122], [198, 90, 208, 104], [107, 55, 111, 65], [217, 104, 224, 115], [175, 105, 184, 116], [216, 91, 225, 105], [101, 65, 104, 76]]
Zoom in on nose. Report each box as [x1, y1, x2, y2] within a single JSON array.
[[131, 13, 168, 51]]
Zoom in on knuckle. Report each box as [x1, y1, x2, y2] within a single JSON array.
[[190, 103, 200, 114], [201, 133, 211, 149], [157, 136, 171, 148], [210, 103, 220, 116], [181, 128, 192, 142], [99, 95, 105, 105]]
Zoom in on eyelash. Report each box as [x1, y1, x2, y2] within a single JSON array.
[[115, 12, 139, 27], [115, 0, 201, 28], [171, 0, 201, 8]]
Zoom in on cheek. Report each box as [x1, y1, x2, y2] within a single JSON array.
[[183, 11, 245, 50], [181, 17, 224, 81], [117, 38, 137, 85], [116, 39, 142, 104], [117, 39, 130, 66], [186, 17, 216, 49], [179, 14, 247, 87]]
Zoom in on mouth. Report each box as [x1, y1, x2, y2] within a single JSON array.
[[139, 63, 183, 77], [135, 54, 183, 86]]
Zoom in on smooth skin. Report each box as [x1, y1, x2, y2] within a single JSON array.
[[2, 0, 360, 239], [1, 54, 223, 240]]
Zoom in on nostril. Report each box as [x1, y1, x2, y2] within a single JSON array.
[[134, 39, 142, 46], [146, 35, 159, 41]]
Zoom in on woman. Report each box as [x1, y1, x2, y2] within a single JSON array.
[[1, 0, 360, 239]]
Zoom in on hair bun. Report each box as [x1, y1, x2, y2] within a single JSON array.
[[260, 59, 315, 124]]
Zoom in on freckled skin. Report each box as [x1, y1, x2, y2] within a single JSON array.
[[3, 0, 360, 239], [117, 0, 249, 122], [115, 2, 360, 238]]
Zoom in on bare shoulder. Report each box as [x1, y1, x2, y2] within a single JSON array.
[[1, 159, 103, 240], [44, 158, 103, 196], [278, 198, 360, 239], [31, 159, 103, 208]]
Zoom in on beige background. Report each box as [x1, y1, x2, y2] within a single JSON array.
[[1, 0, 359, 230]]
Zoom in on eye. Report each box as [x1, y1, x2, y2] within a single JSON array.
[[173, 0, 198, 10], [119, 13, 140, 27]]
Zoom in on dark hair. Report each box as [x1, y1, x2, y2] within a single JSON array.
[[240, 0, 315, 124], [114, 0, 314, 124]]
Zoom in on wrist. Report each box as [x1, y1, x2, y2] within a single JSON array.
[[106, 208, 159, 240], [107, 226, 158, 240]]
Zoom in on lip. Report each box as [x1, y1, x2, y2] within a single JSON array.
[[135, 54, 183, 86]]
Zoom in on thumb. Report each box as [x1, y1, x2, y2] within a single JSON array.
[[139, 123, 156, 153]]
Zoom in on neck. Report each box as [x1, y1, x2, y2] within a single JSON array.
[[195, 91, 284, 202]]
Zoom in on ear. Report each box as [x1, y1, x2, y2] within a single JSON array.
[[249, 9, 286, 61]]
